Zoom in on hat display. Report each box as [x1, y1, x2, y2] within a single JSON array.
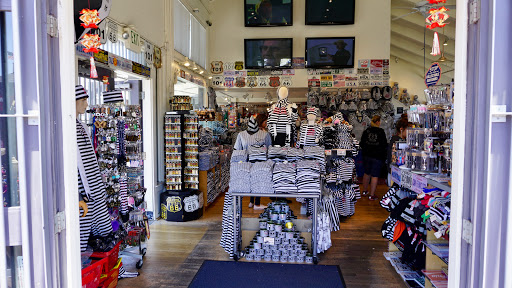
[[307, 107, 319, 117], [102, 90, 124, 104], [75, 85, 89, 100]]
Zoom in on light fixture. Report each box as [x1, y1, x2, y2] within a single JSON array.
[[437, 53, 447, 62], [184, 57, 191, 67], [122, 30, 130, 40], [208, 76, 213, 79], [199, 70, 204, 74], [192, 63, 198, 70], [443, 38, 448, 46]]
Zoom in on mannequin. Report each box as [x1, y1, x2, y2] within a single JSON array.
[[267, 87, 299, 146], [76, 85, 113, 252], [297, 107, 323, 147]]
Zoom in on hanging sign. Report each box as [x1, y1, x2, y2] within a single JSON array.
[[107, 20, 118, 43], [211, 61, 223, 74], [74, 0, 112, 42], [126, 28, 142, 52], [212, 76, 224, 86], [308, 78, 320, 88], [235, 77, 246, 87], [258, 76, 269, 87], [224, 77, 235, 88], [144, 41, 154, 65], [234, 61, 244, 70], [425, 62, 442, 87], [281, 77, 292, 87], [269, 76, 280, 87], [247, 76, 258, 88]]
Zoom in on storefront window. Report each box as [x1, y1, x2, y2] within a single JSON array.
[[5, 246, 22, 288], [174, 77, 204, 110], [0, 12, 19, 208]]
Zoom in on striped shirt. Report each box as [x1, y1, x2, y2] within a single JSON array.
[[267, 98, 299, 136], [234, 130, 271, 151], [297, 122, 323, 147]]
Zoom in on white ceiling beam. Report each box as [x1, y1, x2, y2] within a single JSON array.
[[391, 44, 455, 70], [391, 12, 456, 40], [391, 31, 455, 59]]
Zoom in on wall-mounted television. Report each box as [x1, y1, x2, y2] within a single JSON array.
[[245, 0, 293, 27], [305, 37, 355, 69], [305, 0, 355, 25], [245, 38, 293, 69]]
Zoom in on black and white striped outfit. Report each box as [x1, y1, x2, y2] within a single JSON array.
[[267, 98, 298, 146], [297, 122, 323, 148], [77, 120, 113, 252], [102, 90, 124, 103], [220, 189, 236, 257]]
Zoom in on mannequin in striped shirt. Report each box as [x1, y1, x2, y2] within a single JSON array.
[[267, 87, 299, 147], [297, 107, 323, 148]]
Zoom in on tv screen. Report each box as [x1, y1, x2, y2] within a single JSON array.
[[245, 0, 293, 27], [305, 37, 355, 68], [305, 0, 355, 25], [245, 38, 293, 69]]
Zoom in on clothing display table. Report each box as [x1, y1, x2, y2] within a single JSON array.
[[230, 192, 320, 264]]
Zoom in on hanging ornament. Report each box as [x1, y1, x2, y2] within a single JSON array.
[[428, 0, 446, 4], [102, 76, 110, 85], [426, 6, 450, 29], [431, 32, 441, 56], [79, 9, 101, 29], [81, 34, 101, 53], [90, 57, 98, 79]]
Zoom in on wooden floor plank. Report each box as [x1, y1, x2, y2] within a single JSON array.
[[118, 184, 406, 287]]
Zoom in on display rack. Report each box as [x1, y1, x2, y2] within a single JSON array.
[[164, 111, 199, 191], [230, 192, 320, 264]]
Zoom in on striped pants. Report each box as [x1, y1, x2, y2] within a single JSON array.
[[80, 198, 113, 252]]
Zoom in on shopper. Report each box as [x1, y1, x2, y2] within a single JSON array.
[[234, 115, 272, 209], [360, 115, 388, 201], [387, 119, 410, 184]]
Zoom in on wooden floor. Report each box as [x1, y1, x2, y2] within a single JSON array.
[[118, 185, 405, 288]]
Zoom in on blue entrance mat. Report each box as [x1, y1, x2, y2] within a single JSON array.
[[188, 260, 346, 288]]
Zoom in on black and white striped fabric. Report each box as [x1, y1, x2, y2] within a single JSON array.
[[231, 150, 248, 163], [119, 178, 128, 215], [234, 130, 272, 151], [199, 151, 213, 170], [286, 148, 304, 162], [382, 216, 398, 242], [248, 145, 268, 162], [247, 116, 259, 134], [77, 120, 113, 251], [75, 85, 89, 100], [296, 160, 321, 194], [229, 162, 252, 193], [334, 158, 355, 183], [220, 190, 236, 257], [297, 122, 323, 147], [267, 98, 298, 146], [102, 90, 124, 103], [250, 160, 274, 194], [268, 146, 289, 162], [304, 146, 325, 173], [272, 163, 297, 194]]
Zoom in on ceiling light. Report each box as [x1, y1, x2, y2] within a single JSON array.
[[208, 76, 213, 79], [184, 57, 191, 67], [199, 70, 204, 74], [192, 64, 198, 70], [437, 53, 447, 62]]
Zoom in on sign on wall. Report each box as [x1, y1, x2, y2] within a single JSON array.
[[425, 62, 442, 87], [125, 28, 141, 52], [212, 76, 224, 86], [144, 40, 154, 65], [107, 20, 118, 43]]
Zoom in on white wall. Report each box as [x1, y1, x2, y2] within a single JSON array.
[[110, 0, 165, 47], [209, 0, 391, 88]]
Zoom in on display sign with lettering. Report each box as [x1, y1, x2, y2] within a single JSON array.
[[391, 166, 401, 185], [425, 62, 442, 87]]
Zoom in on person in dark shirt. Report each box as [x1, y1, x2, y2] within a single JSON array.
[[387, 119, 411, 175], [329, 40, 351, 66], [360, 115, 388, 200]]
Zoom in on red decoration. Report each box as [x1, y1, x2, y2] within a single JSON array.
[[90, 57, 98, 79], [102, 76, 109, 85], [81, 34, 101, 53], [79, 9, 101, 29], [426, 6, 450, 29], [428, 0, 446, 4]]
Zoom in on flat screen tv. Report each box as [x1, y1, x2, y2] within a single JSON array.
[[245, 38, 293, 69], [305, 37, 355, 69], [305, 0, 355, 25], [245, 0, 293, 27]]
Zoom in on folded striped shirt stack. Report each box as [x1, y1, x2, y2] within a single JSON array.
[[248, 145, 268, 162], [231, 150, 248, 163], [286, 148, 304, 162], [268, 146, 289, 162], [304, 146, 326, 173], [229, 162, 252, 193], [296, 160, 321, 194], [334, 158, 355, 183], [199, 151, 213, 170], [272, 163, 297, 194], [250, 160, 275, 194]]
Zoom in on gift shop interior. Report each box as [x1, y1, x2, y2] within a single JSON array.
[[73, 0, 459, 288]]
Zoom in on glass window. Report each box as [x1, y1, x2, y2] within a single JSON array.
[[5, 246, 22, 288], [174, 77, 204, 110], [0, 12, 19, 208], [173, 0, 191, 57]]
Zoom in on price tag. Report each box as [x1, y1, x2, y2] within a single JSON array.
[[412, 174, 428, 194], [391, 166, 401, 185], [336, 149, 346, 156]]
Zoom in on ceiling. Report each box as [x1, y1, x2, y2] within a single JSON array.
[[391, 0, 456, 80]]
